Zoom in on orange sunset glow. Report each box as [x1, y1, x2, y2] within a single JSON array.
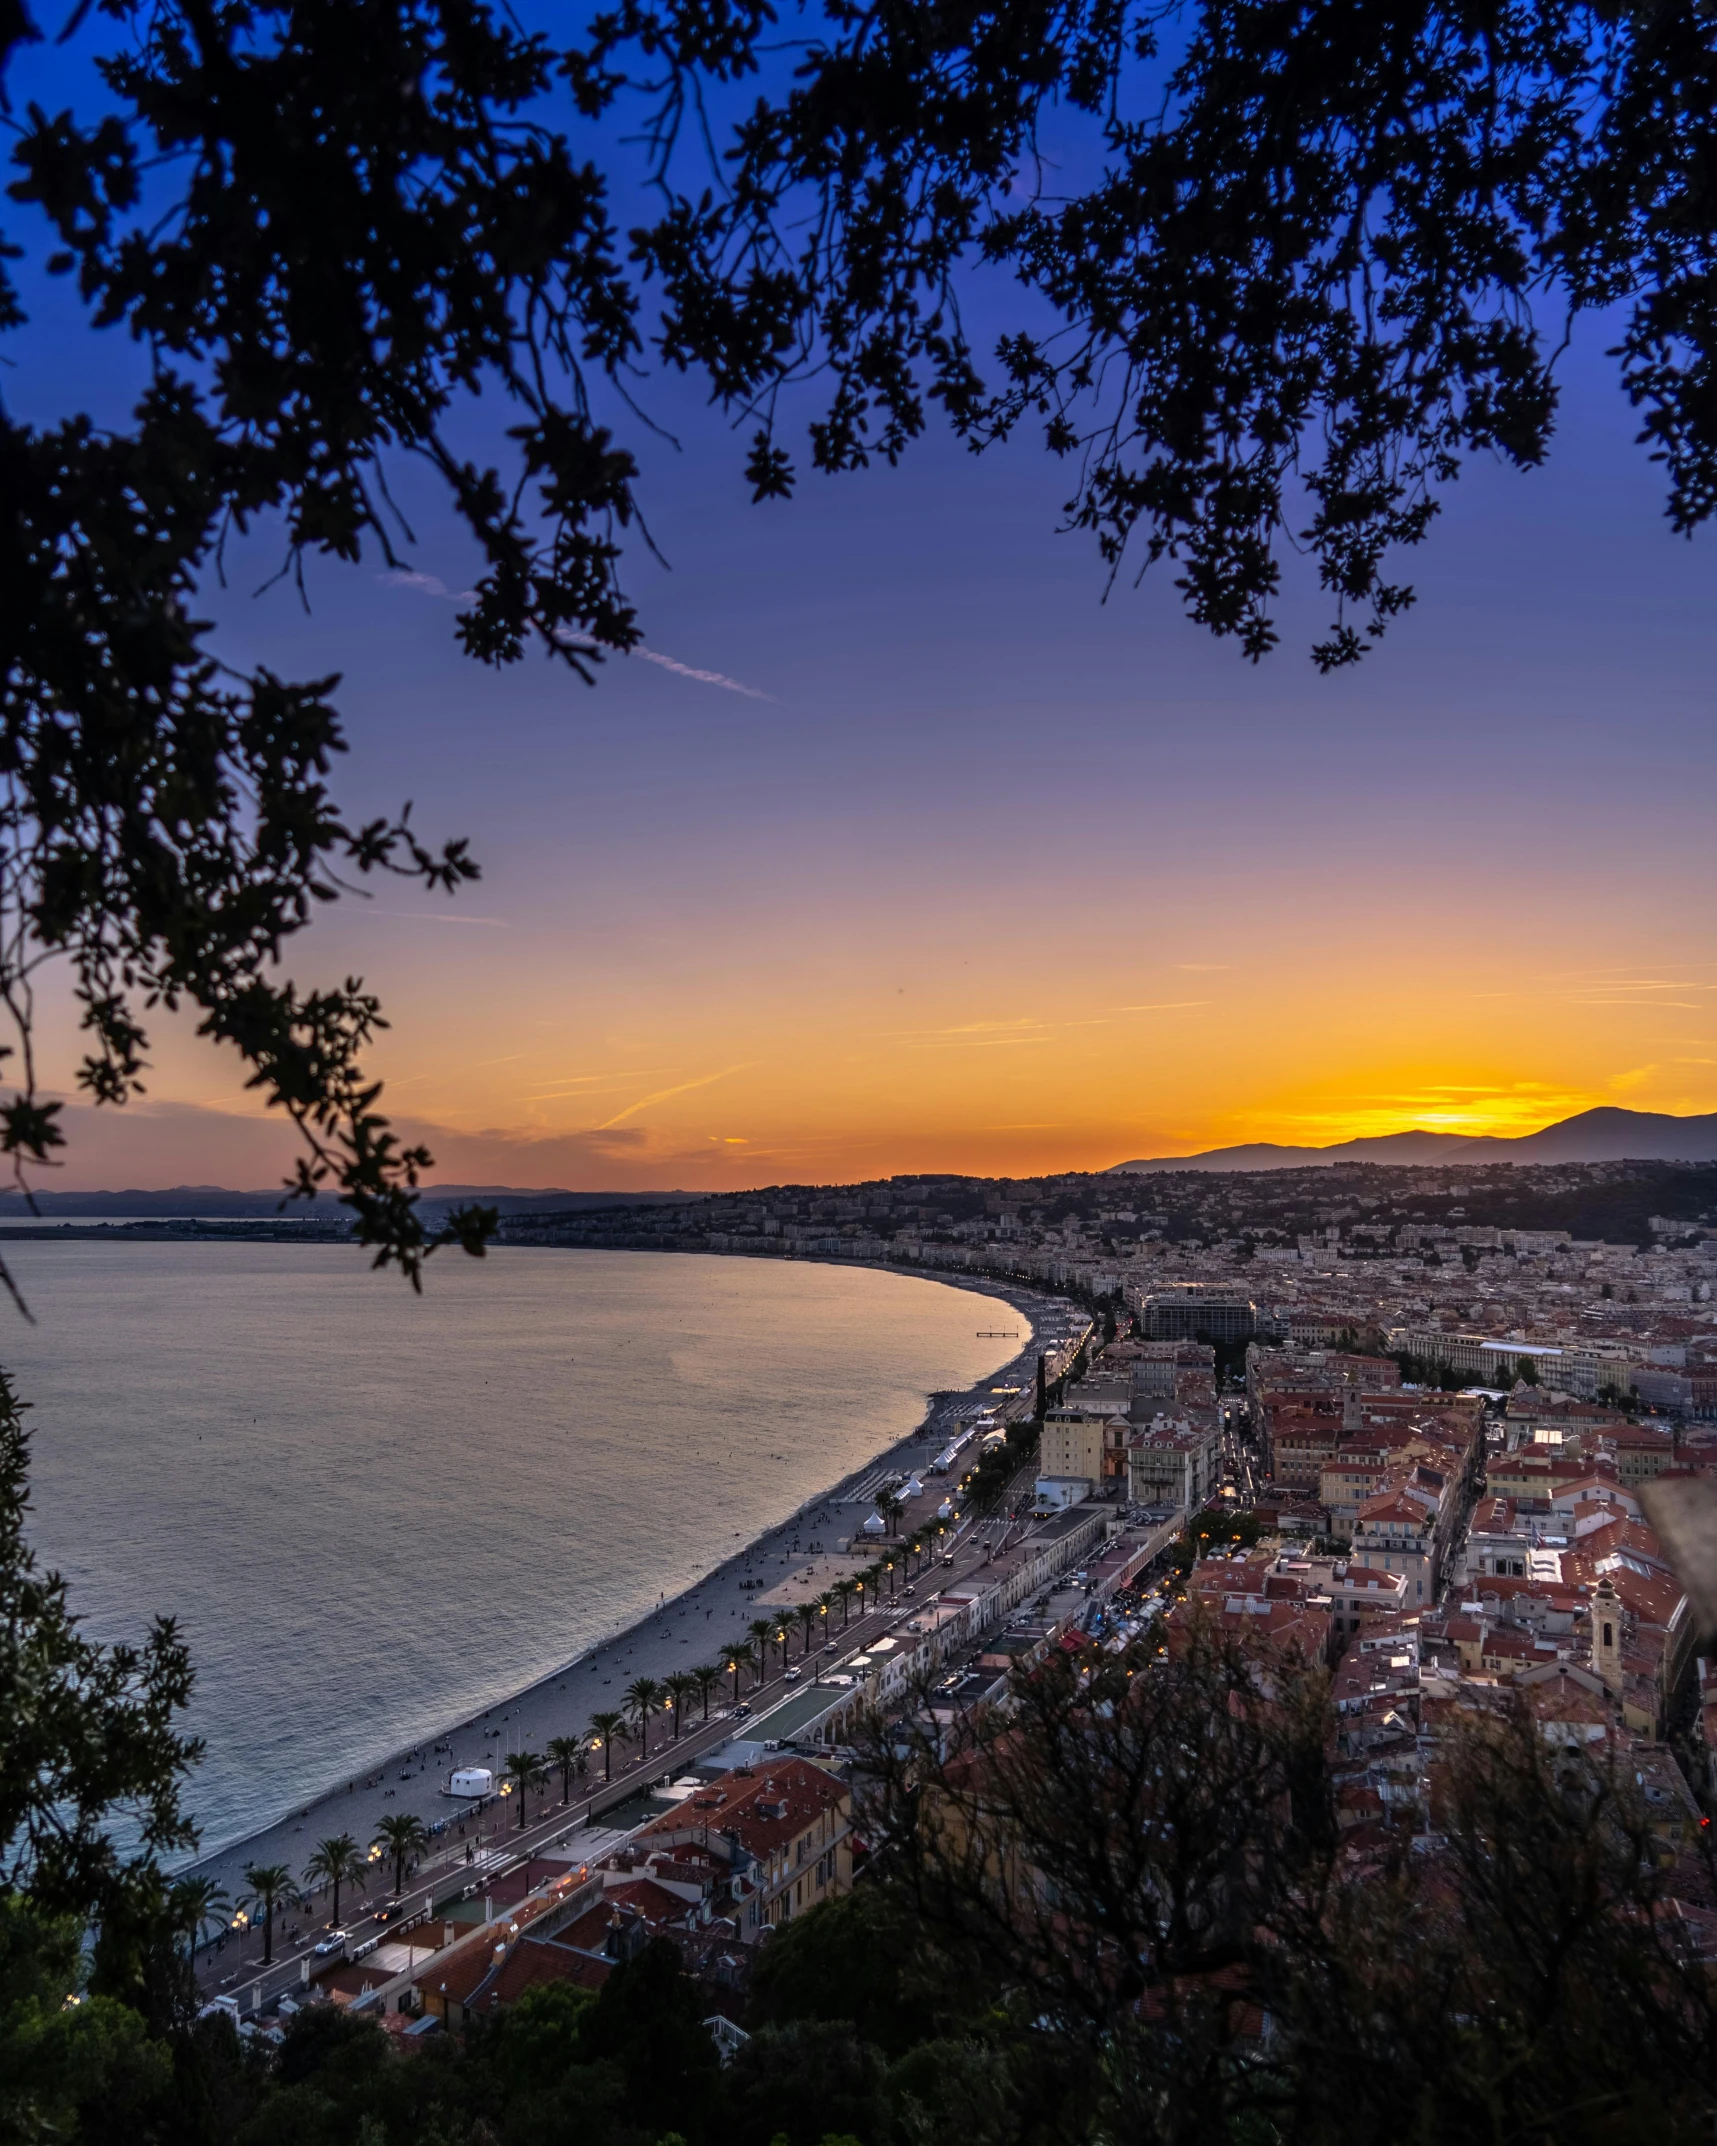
[[39, 925, 1717, 1189]]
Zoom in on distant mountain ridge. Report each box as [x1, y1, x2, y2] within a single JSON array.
[[0, 1184, 691, 1218], [1108, 1107, 1717, 1175]]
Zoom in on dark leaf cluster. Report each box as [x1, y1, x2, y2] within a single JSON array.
[[592, 0, 1717, 666], [0, 1369, 203, 2018], [2, 0, 1714, 1243], [856, 1620, 1717, 2144]]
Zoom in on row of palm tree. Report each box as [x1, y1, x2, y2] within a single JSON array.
[[576, 1533, 967, 1782], [179, 1532, 971, 1974], [242, 1808, 454, 1966]]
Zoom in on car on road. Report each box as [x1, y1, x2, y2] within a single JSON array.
[[733, 1702, 752, 1719], [784, 1667, 801, 1682], [313, 1931, 348, 1956]]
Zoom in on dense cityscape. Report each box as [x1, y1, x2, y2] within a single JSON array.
[[7, 0, 1717, 2137], [141, 1154, 1717, 2138]]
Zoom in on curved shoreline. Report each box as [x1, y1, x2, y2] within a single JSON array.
[[182, 1261, 1060, 1894]]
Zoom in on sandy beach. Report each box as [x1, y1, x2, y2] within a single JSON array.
[[186, 1269, 1061, 1900]]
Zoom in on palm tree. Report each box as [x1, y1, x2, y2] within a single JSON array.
[[172, 1874, 230, 1958], [240, 1863, 293, 1966], [547, 1735, 583, 1803], [833, 1578, 857, 1628], [304, 1834, 367, 1929], [691, 1664, 722, 1721], [796, 1599, 819, 1655], [663, 1672, 697, 1740], [589, 1710, 626, 1782], [724, 1645, 755, 1707], [877, 1488, 904, 1535], [746, 1617, 776, 1676], [373, 1813, 428, 1897], [624, 1677, 663, 1760], [504, 1749, 547, 1829]]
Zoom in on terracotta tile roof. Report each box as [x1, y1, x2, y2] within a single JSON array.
[[633, 1756, 848, 1863]]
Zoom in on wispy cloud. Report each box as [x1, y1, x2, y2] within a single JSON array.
[[381, 910, 509, 928], [889, 1017, 1058, 1050], [626, 647, 773, 701], [518, 1070, 676, 1102], [383, 570, 773, 699], [1174, 964, 1229, 973], [380, 568, 477, 602], [918, 1018, 1043, 1037], [598, 1063, 755, 1129], [1107, 1000, 1211, 1014]]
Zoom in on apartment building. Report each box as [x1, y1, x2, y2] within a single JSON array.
[[1127, 1413, 1221, 1512], [1039, 1402, 1117, 1488], [627, 1755, 852, 1939]]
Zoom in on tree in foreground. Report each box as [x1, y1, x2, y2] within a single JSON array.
[[0, 1370, 201, 2015], [0, 1895, 172, 2141], [1, 0, 1713, 1274], [854, 1620, 1717, 2145]]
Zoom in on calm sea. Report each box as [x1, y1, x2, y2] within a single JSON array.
[[0, 1242, 1020, 1854]]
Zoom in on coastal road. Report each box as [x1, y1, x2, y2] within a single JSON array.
[[186, 1322, 1040, 2007], [192, 1562, 965, 2003], [185, 1279, 1061, 1982]]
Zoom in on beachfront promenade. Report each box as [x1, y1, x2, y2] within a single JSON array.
[[189, 1281, 1085, 1998], [191, 1484, 1037, 2012], [199, 1476, 1175, 2023]]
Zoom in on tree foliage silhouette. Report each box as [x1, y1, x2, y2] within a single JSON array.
[[0, 1372, 200, 1982], [1, 0, 1713, 1245]]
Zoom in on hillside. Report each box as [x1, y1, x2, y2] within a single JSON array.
[[1109, 1106, 1717, 1175]]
